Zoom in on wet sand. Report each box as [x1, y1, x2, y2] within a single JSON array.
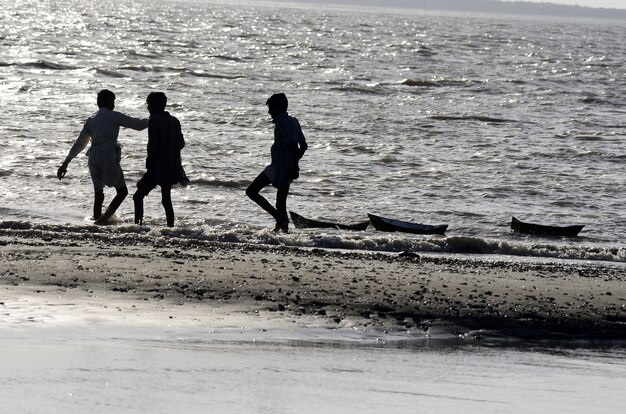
[[1, 228, 625, 339]]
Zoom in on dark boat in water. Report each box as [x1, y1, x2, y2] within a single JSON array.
[[367, 213, 448, 235], [289, 212, 370, 231], [511, 216, 584, 237]]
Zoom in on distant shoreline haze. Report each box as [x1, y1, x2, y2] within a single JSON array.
[[276, 0, 626, 19]]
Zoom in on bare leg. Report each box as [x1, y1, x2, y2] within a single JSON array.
[[275, 185, 290, 232], [161, 185, 174, 227], [246, 172, 278, 219], [94, 190, 105, 220], [95, 186, 128, 225], [246, 172, 289, 232], [133, 188, 147, 225]]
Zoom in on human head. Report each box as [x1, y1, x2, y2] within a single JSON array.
[[266, 93, 288, 118], [147, 92, 167, 114], [97, 89, 116, 109]]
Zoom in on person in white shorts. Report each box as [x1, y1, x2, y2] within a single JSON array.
[[57, 90, 148, 224]]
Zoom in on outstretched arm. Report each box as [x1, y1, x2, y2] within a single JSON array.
[[57, 162, 68, 180], [58, 127, 90, 180], [117, 113, 149, 131]]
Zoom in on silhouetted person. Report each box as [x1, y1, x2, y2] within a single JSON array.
[[57, 89, 148, 224], [133, 92, 187, 227], [246, 93, 307, 233]]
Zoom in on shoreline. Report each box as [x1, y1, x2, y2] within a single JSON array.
[[1, 227, 625, 341]]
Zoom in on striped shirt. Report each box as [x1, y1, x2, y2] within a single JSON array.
[[264, 113, 308, 189]]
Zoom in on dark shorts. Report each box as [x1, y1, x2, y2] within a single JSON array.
[[136, 173, 161, 195]]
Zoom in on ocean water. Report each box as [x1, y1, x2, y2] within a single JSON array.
[[2, 325, 626, 414], [1, 0, 625, 262]]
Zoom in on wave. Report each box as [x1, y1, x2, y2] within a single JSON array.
[[13, 60, 78, 70], [183, 70, 245, 79], [92, 68, 128, 78], [401, 78, 480, 88], [286, 234, 625, 263], [416, 46, 437, 56], [1, 221, 624, 264], [190, 178, 250, 189], [430, 115, 517, 123], [580, 96, 623, 107], [118, 65, 156, 72], [208, 55, 246, 62], [431, 236, 626, 262], [106, 66, 245, 79], [402, 79, 445, 87], [329, 84, 386, 95]]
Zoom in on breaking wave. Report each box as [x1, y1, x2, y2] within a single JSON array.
[[1, 221, 624, 264]]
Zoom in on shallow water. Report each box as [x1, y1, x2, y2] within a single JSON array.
[[1, 0, 625, 262], [1, 326, 625, 414]]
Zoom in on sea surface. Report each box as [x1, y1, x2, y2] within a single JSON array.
[[1, 0, 625, 262], [1, 325, 625, 414]]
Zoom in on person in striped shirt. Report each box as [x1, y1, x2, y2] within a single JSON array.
[[246, 93, 308, 233]]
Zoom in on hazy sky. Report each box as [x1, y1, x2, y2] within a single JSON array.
[[508, 0, 626, 9]]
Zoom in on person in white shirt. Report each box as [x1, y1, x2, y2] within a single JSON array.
[[57, 89, 148, 224]]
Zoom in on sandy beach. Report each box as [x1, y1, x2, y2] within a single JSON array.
[[1, 226, 624, 340]]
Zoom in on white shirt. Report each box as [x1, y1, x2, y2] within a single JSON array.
[[64, 107, 148, 164]]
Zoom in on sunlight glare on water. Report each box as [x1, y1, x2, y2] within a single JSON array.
[[0, 0, 625, 261]]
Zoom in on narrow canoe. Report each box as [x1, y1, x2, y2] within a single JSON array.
[[367, 213, 448, 235], [289, 212, 370, 231], [511, 216, 584, 237]]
